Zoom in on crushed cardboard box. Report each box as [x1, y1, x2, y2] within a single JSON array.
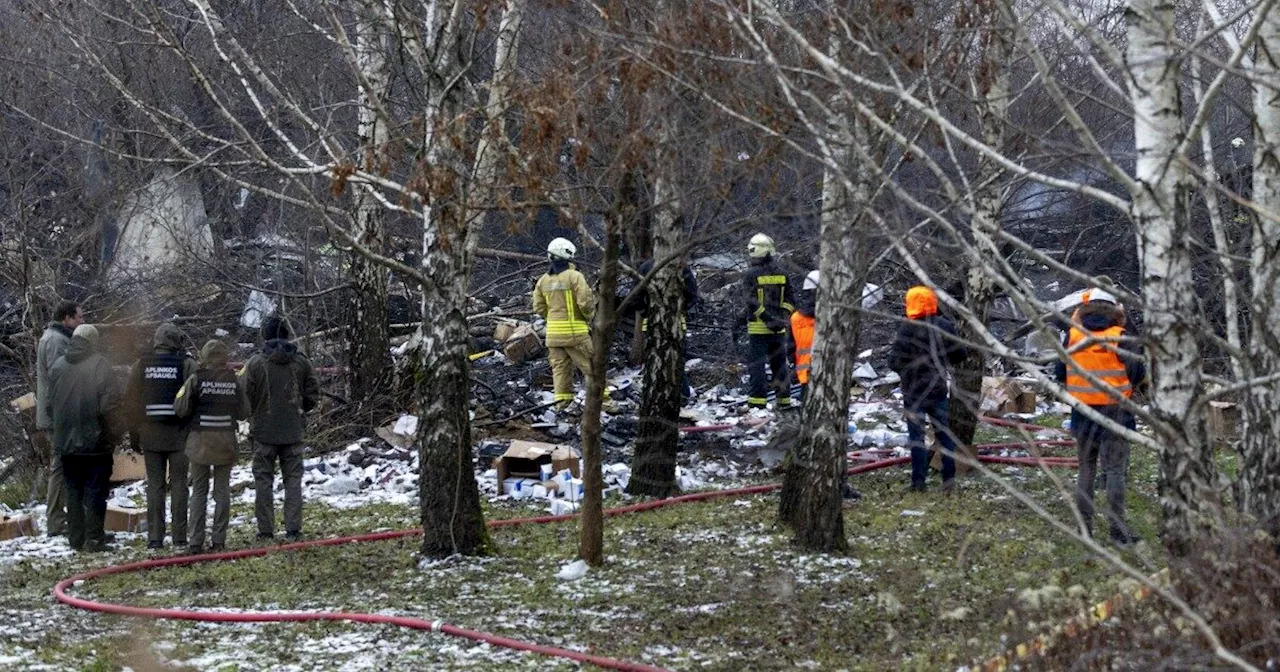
[[981, 377, 1037, 415], [105, 505, 146, 533], [494, 440, 580, 486], [111, 452, 147, 483], [503, 323, 544, 364], [0, 514, 36, 541]]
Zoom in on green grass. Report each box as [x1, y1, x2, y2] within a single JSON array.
[[34, 458, 1165, 672]]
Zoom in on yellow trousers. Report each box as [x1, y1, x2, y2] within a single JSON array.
[[547, 334, 593, 405]]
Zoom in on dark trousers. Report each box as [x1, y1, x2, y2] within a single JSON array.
[[253, 442, 305, 536], [1072, 409, 1130, 536], [145, 450, 189, 544], [747, 333, 792, 408], [62, 453, 112, 550], [189, 461, 232, 549], [907, 396, 959, 486]]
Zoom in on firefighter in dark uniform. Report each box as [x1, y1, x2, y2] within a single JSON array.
[[738, 233, 795, 410], [126, 322, 197, 550], [175, 339, 248, 554]]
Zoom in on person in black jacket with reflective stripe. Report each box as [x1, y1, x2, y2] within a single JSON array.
[[738, 233, 795, 410], [126, 322, 197, 550]]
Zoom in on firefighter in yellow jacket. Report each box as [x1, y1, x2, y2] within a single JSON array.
[[533, 238, 596, 408]]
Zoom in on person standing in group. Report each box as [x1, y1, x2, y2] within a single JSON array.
[[242, 316, 319, 542], [36, 301, 84, 537], [1054, 288, 1145, 547], [175, 339, 248, 554], [790, 270, 819, 403], [126, 323, 197, 550], [738, 233, 794, 411], [887, 286, 967, 492], [45, 324, 121, 553], [532, 237, 596, 410]]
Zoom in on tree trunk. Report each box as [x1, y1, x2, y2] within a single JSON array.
[[629, 148, 684, 499], [1126, 0, 1221, 555], [579, 206, 623, 567], [950, 12, 1010, 449], [417, 284, 490, 557], [348, 0, 392, 401], [1241, 7, 1280, 536], [778, 110, 866, 553]]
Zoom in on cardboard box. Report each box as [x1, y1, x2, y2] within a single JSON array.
[[503, 323, 544, 365], [1207, 401, 1241, 442], [111, 452, 147, 483], [981, 377, 1037, 415], [493, 320, 518, 343], [0, 514, 36, 541], [494, 441, 581, 486], [105, 505, 146, 533]]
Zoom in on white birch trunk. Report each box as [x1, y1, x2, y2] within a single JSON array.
[[1241, 6, 1280, 534], [1126, 0, 1220, 553], [349, 0, 392, 400]]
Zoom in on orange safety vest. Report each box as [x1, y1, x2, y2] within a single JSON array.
[[1066, 325, 1132, 405], [791, 312, 815, 385]]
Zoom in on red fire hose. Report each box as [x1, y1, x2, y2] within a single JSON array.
[[54, 418, 1076, 671]]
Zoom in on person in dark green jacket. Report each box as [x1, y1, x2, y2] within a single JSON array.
[[241, 317, 319, 542], [45, 324, 122, 552], [126, 322, 198, 550], [35, 301, 83, 536]]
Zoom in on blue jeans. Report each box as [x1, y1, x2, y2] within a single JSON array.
[[907, 397, 959, 486]]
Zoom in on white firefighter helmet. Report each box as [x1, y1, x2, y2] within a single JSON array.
[[803, 270, 820, 291], [547, 237, 577, 260], [1087, 288, 1117, 305], [747, 233, 776, 258]]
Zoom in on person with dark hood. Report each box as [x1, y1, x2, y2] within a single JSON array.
[[628, 255, 699, 401], [242, 316, 319, 542], [36, 301, 84, 537], [1053, 288, 1146, 547], [175, 339, 248, 554], [45, 324, 121, 552], [887, 286, 967, 492], [126, 322, 198, 550], [738, 233, 794, 410]]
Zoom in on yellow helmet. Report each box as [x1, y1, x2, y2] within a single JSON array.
[[747, 233, 775, 258]]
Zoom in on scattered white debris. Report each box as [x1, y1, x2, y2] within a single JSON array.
[[900, 510, 925, 517], [555, 559, 589, 581]]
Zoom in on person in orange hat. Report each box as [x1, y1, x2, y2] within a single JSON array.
[[887, 286, 967, 492]]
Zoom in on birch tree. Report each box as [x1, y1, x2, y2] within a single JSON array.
[[347, 0, 392, 402], [1241, 4, 1280, 536]]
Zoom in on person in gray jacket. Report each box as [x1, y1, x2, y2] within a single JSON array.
[[35, 301, 83, 536], [176, 340, 248, 554], [45, 324, 122, 552], [125, 323, 198, 550], [242, 317, 319, 542]]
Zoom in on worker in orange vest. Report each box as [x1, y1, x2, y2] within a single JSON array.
[[789, 270, 818, 402], [1053, 288, 1145, 547]]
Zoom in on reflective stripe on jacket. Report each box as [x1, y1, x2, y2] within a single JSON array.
[[1066, 325, 1132, 405], [533, 268, 596, 346], [791, 312, 815, 385], [748, 274, 793, 335]]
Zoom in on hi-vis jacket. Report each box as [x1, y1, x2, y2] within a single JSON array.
[[533, 266, 596, 347], [790, 311, 815, 385], [739, 257, 794, 336], [1065, 326, 1133, 405]]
